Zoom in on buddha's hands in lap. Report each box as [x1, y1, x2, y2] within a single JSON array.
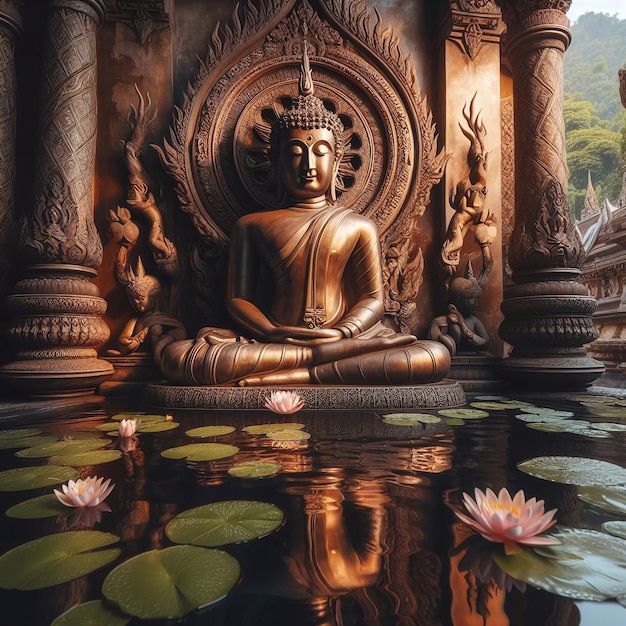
[[268, 326, 344, 345]]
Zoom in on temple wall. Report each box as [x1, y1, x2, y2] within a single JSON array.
[[3, 0, 511, 379]]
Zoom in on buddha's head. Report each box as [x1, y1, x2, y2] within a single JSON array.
[[126, 258, 160, 313], [273, 43, 344, 203]]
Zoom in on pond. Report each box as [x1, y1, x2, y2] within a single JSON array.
[[1, 391, 626, 625]]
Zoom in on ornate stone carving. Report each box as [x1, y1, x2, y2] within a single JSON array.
[[155, 0, 445, 335], [447, 1, 503, 61], [1, 0, 113, 397], [497, 0, 603, 388], [103, 0, 170, 44], [0, 0, 21, 298], [27, 1, 104, 269]]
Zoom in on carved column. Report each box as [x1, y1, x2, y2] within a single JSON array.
[[0, 1, 21, 306], [0, 0, 113, 397], [496, 0, 604, 388]]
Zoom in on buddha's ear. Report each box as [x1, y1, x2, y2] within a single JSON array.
[[329, 156, 341, 203]]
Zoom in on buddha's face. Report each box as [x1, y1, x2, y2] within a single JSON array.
[[279, 128, 336, 202]]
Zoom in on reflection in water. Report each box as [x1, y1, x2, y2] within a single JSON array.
[[2, 396, 626, 624]]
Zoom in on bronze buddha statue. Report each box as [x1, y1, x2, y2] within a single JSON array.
[[154, 47, 450, 387]]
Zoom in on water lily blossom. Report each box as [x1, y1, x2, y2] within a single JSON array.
[[54, 476, 115, 508], [455, 487, 560, 555], [119, 418, 140, 437], [264, 390, 305, 414]]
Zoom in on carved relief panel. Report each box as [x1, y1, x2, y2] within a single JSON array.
[[156, 0, 445, 333]]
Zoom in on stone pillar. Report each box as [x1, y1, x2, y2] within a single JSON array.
[[0, 1, 21, 305], [496, 0, 604, 389], [0, 0, 113, 397]]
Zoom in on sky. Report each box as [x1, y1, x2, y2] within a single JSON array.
[[567, 0, 626, 21]]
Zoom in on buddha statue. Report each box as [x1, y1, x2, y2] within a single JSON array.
[[154, 46, 450, 386]]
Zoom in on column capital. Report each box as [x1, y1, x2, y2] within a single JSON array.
[[0, 0, 22, 37], [49, 0, 106, 25]]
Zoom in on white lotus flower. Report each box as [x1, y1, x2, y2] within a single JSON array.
[[264, 390, 305, 414], [118, 418, 140, 437], [54, 476, 115, 508]]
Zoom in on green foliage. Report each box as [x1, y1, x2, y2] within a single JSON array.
[[564, 13, 626, 214]]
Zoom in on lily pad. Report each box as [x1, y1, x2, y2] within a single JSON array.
[[6, 494, 68, 519], [136, 421, 179, 433], [243, 422, 305, 435], [49, 449, 122, 466], [185, 425, 236, 438], [519, 407, 574, 418], [228, 461, 282, 479], [97, 423, 122, 433], [494, 527, 626, 601], [166, 500, 285, 547], [446, 418, 465, 426], [102, 545, 240, 620], [438, 408, 489, 419], [470, 401, 520, 410], [0, 435, 58, 450], [266, 429, 311, 441], [51, 600, 131, 626], [382, 413, 441, 425], [518, 456, 626, 486], [0, 530, 120, 590], [16, 438, 109, 459], [111, 413, 168, 422], [591, 423, 626, 432], [0, 428, 42, 440], [0, 465, 78, 491], [161, 443, 239, 462], [578, 485, 626, 515], [603, 522, 626, 540]]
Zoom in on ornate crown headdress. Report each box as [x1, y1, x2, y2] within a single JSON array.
[[126, 257, 160, 299], [276, 41, 345, 155]]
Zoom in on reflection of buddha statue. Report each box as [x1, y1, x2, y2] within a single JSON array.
[[154, 47, 450, 386]]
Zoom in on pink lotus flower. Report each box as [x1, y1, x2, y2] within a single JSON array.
[[455, 487, 560, 555], [54, 476, 115, 508], [264, 390, 305, 414], [118, 418, 140, 437]]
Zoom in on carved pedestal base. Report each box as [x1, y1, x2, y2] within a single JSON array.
[[449, 355, 506, 392], [0, 264, 113, 397], [499, 270, 605, 390], [99, 353, 163, 396], [144, 380, 466, 411]]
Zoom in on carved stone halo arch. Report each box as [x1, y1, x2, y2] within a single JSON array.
[[158, 0, 445, 247]]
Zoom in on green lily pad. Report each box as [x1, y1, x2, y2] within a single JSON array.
[[382, 413, 441, 425], [266, 429, 311, 441], [581, 405, 626, 419], [494, 527, 626, 601], [519, 407, 574, 418], [603, 522, 626, 540], [102, 545, 240, 620], [446, 418, 465, 426], [51, 600, 131, 626], [6, 493, 68, 519], [243, 422, 305, 435], [161, 443, 239, 462], [49, 449, 122, 466], [111, 413, 168, 422], [166, 500, 285, 547], [470, 401, 519, 410], [97, 423, 121, 433], [438, 408, 489, 419], [578, 485, 626, 514], [228, 461, 282, 479], [185, 425, 236, 438], [0, 435, 58, 450], [16, 438, 109, 459], [0, 465, 78, 491], [0, 428, 42, 440], [136, 421, 179, 433], [518, 456, 626, 486], [0, 530, 120, 590]]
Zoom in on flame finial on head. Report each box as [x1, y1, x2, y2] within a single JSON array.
[[299, 40, 314, 97]]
